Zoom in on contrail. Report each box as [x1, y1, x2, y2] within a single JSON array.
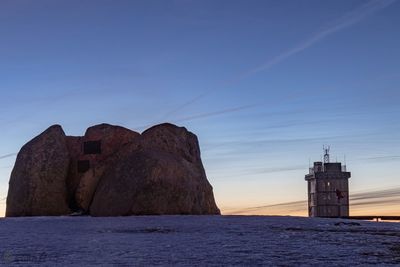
[[162, 0, 396, 119], [160, 92, 209, 122], [226, 186, 400, 215], [147, 84, 305, 129], [133, 103, 258, 131], [228, 200, 307, 215], [349, 187, 400, 201], [235, 0, 397, 79], [238, 166, 307, 176], [1, 165, 13, 169], [362, 155, 400, 162], [173, 103, 259, 123], [0, 153, 16, 160], [141, 92, 300, 130]]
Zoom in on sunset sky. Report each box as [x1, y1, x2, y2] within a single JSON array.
[[0, 0, 399, 217]]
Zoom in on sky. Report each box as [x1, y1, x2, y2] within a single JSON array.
[[0, 0, 399, 217]]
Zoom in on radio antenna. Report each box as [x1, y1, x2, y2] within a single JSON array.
[[323, 145, 330, 163]]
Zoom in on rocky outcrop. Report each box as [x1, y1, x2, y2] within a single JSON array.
[[6, 123, 220, 216], [90, 124, 220, 216], [68, 124, 140, 213], [6, 125, 71, 216]]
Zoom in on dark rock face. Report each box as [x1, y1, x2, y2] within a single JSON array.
[[90, 124, 220, 216], [68, 124, 140, 213], [6, 123, 220, 216], [6, 125, 71, 216]]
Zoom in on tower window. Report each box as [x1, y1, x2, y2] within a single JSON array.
[[77, 160, 90, 173], [83, 140, 102, 154]]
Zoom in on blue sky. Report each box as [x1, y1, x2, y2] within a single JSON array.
[[0, 0, 399, 216]]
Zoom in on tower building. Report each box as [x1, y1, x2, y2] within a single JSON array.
[[305, 146, 351, 217]]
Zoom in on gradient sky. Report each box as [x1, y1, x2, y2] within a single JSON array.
[[1, 0, 399, 216]]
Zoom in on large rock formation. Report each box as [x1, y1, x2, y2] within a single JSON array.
[[6, 123, 220, 217], [6, 125, 71, 216]]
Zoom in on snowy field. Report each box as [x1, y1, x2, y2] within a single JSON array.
[[0, 215, 399, 266]]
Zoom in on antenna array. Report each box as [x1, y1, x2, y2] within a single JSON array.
[[323, 145, 330, 163]]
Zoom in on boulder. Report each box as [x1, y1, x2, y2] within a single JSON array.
[[6, 123, 220, 216], [90, 124, 220, 216], [73, 124, 140, 212], [6, 125, 71, 216]]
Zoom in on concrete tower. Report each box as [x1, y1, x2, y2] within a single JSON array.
[[305, 146, 351, 217]]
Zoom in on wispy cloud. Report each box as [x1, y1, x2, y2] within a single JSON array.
[[162, 0, 396, 119], [0, 153, 16, 160]]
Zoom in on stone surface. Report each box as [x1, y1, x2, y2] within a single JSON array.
[[90, 124, 220, 216], [6, 123, 220, 216], [6, 125, 71, 216], [72, 124, 140, 212]]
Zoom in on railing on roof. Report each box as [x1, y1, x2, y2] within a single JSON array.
[[309, 164, 347, 174]]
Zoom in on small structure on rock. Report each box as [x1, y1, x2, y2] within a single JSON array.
[[305, 146, 351, 218], [6, 123, 220, 217]]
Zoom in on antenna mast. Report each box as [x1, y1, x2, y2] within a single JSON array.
[[323, 145, 330, 163]]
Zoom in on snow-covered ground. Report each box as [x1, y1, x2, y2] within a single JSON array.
[[0, 215, 399, 266]]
